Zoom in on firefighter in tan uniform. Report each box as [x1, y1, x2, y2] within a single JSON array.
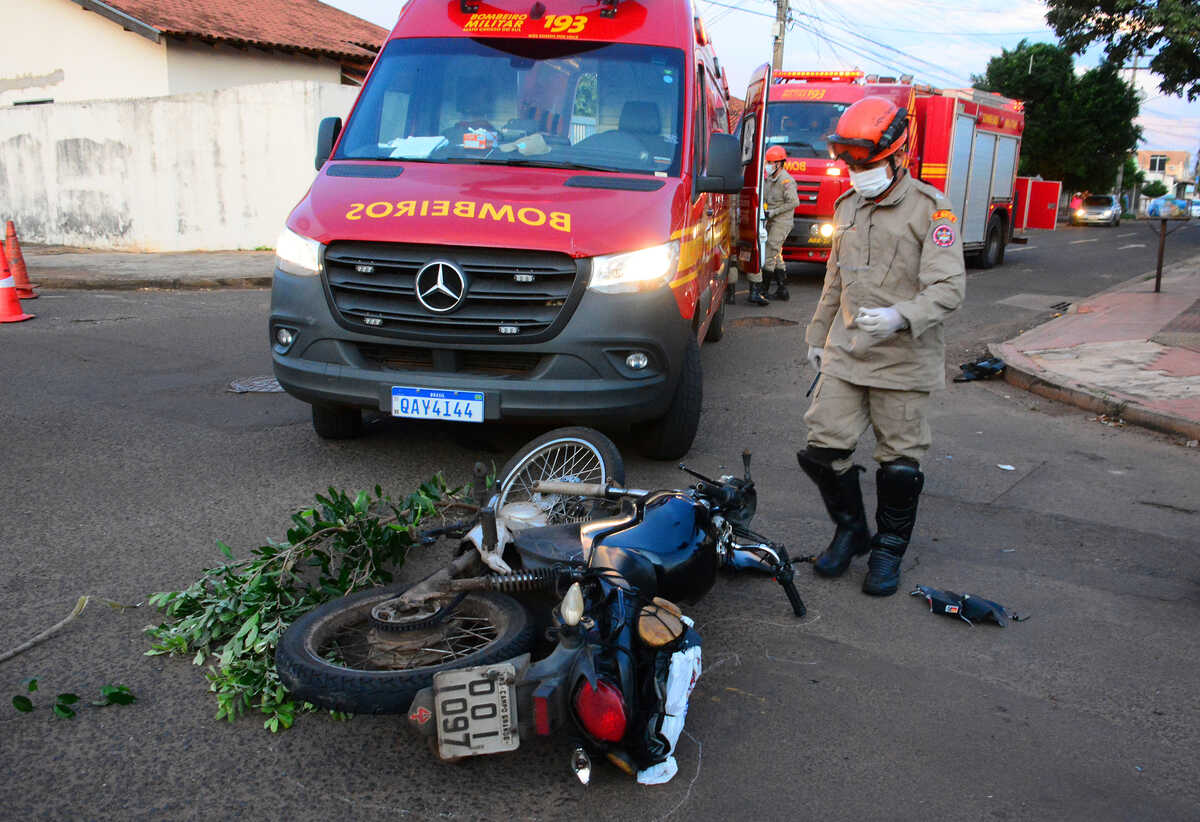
[[798, 96, 965, 596], [762, 144, 800, 302]]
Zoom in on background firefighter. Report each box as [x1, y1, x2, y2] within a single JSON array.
[[798, 96, 965, 596], [761, 144, 800, 303]]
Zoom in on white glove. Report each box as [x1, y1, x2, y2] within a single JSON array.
[[807, 346, 823, 372], [855, 306, 908, 339]]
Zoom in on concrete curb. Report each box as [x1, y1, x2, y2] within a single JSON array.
[[989, 341, 1200, 441], [34, 276, 273, 291]]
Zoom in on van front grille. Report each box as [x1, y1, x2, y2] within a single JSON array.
[[323, 242, 582, 343]]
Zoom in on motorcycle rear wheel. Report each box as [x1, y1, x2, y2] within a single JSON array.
[[497, 427, 625, 524], [276, 586, 533, 714]]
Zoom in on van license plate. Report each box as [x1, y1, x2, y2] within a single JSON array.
[[391, 386, 484, 423], [433, 664, 519, 758]]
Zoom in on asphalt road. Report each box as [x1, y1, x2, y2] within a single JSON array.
[[1, 221, 1198, 820]]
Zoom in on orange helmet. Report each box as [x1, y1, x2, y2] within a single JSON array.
[[827, 97, 909, 165], [764, 145, 787, 163]]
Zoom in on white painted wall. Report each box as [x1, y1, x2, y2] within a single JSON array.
[[0, 81, 360, 250], [165, 40, 342, 95], [0, 0, 168, 106]]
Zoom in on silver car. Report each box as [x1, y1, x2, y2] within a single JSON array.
[[1071, 194, 1121, 226]]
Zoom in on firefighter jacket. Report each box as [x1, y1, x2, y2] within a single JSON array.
[[804, 171, 965, 391], [764, 168, 800, 221]]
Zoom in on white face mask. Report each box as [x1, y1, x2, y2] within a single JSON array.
[[848, 165, 892, 198]]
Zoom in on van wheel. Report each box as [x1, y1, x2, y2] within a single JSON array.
[[978, 217, 1004, 269], [704, 288, 726, 343], [312, 403, 363, 439], [634, 336, 702, 460]]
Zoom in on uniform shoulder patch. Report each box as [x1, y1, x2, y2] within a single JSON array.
[[931, 224, 956, 247], [931, 209, 957, 223]]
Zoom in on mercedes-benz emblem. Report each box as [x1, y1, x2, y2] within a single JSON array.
[[414, 260, 468, 314]]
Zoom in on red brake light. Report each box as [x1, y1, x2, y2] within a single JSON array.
[[573, 679, 627, 742]]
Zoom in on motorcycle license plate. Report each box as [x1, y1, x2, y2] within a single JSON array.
[[433, 663, 519, 758], [391, 386, 484, 423]]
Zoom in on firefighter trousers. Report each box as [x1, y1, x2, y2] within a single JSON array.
[[764, 215, 792, 272], [803, 373, 931, 472]]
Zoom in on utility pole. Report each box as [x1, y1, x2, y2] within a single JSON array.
[[772, 0, 788, 72], [1115, 54, 1140, 211]]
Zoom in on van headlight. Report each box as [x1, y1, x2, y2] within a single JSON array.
[[588, 240, 680, 294], [275, 227, 322, 277]]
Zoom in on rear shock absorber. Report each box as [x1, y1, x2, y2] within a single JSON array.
[[484, 568, 559, 593]]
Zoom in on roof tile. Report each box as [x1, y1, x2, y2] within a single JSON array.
[[96, 0, 389, 60]]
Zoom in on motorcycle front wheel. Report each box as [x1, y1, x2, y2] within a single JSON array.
[[276, 586, 534, 714], [497, 427, 625, 524]]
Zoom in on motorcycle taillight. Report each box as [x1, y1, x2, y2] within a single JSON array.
[[572, 679, 627, 742]]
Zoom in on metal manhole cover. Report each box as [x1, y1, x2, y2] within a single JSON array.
[[227, 376, 283, 393], [729, 316, 799, 328]]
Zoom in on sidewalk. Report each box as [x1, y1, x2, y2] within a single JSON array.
[[991, 254, 1200, 441], [23, 245, 274, 290], [17, 243, 1200, 441]]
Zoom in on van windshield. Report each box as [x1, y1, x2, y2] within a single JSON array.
[[764, 101, 850, 158], [336, 37, 686, 176]]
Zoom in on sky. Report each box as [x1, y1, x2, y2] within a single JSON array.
[[324, 0, 1199, 158]]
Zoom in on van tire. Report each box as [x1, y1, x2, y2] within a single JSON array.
[[312, 403, 363, 439], [978, 217, 1004, 269], [634, 336, 702, 460]]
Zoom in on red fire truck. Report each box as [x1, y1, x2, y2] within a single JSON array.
[[762, 70, 1029, 269]]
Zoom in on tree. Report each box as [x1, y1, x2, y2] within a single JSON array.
[[1141, 180, 1168, 197], [1045, 0, 1200, 101], [973, 41, 1141, 192]]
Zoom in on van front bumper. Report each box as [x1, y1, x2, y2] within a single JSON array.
[[269, 269, 692, 424]]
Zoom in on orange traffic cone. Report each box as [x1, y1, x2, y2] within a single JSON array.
[[0, 253, 34, 323], [5, 221, 36, 299]]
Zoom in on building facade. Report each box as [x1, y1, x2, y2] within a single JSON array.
[[0, 0, 386, 107], [1136, 149, 1195, 198]]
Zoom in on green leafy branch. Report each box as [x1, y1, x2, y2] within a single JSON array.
[[144, 477, 474, 732], [12, 678, 135, 719]]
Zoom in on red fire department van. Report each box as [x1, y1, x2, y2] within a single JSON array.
[[269, 0, 752, 459], [761, 70, 1027, 269]]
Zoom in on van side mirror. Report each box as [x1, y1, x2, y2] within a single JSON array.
[[696, 133, 742, 194], [315, 117, 342, 171]]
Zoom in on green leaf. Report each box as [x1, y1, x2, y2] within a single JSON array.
[[52, 704, 76, 719], [22, 677, 38, 693], [56, 693, 80, 705], [218, 540, 234, 559], [12, 695, 34, 712]]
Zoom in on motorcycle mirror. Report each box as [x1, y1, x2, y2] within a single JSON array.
[[742, 449, 752, 480]]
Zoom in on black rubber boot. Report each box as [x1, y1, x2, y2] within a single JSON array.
[[862, 462, 925, 596], [796, 450, 871, 578], [772, 269, 790, 301], [726, 281, 736, 305], [747, 281, 769, 306]]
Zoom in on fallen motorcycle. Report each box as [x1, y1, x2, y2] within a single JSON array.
[[276, 427, 805, 784]]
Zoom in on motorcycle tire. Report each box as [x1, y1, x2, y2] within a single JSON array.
[[496, 427, 625, 524], [276, 585, 534, 715]]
